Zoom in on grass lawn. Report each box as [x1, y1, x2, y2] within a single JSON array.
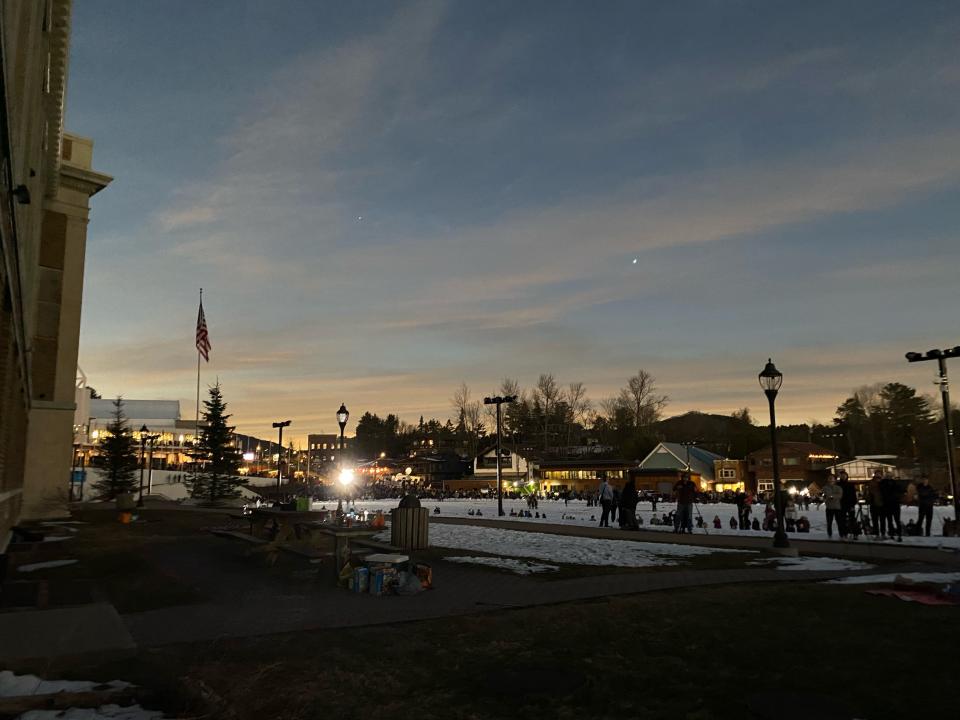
[[73, 581, 956, 720]]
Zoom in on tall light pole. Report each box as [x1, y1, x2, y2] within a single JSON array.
[[759, 359, 789, 548], [906, 347, 960, 523], [137, 424, 149, 507], [823, 431, 844, 475], [272, 420, 291, 500], [484, 394, 517, 517], [680, 440, 703, 486]]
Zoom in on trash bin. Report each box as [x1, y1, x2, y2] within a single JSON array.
[[390, 507, 429, 550]]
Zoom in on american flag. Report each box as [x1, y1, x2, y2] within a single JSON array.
[[196, 299, 211, 362]]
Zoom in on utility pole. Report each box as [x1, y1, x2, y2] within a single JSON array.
[[484, 394, 517, 516], [906, 348, 959, 523]]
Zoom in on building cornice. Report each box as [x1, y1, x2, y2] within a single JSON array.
[[44, 0, 72, 199], [60, 163, 113, 197]]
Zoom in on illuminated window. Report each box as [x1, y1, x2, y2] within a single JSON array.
[[783, 458, 799, 466]]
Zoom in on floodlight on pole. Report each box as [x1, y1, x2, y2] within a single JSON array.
[[272, 420, 291, 499], [906, 346, 960, 523]]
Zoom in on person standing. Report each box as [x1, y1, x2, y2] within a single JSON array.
[[915, 476, 937, 537], [597, 476, 614, 527], [879, 474, 903, 542], [867, 470, 885, 538], [735, 491, 747, 529], [673, 473, 696, 534], [611, 486, 620, 525], [822, 475, 843, 539], [620, 476, 639, 530], [837, 470, 857, 539]]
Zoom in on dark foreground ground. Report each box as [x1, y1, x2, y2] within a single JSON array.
[[4, 507, 958, 719], [76, 581, 956, 720]]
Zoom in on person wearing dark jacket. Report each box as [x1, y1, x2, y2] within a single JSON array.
[[837, 471, 857, 538], [867, 471, 886, 538], [673, 474, 697, 534], [915, 477, 937, 537], [879, 474, 903, 542], [620, 477, 640, 530]]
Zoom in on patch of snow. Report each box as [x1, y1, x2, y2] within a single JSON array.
[[0, 671, 131, 697], [748, 556, 875, 572], [40, 521, 87, 526], [17, 559, 78, 573], [42, 536, 74, 543], [375, 523, 750, 569], [445, 556, 560, 575], [825, 572, 960, 585], [19, 703, 166, 719]]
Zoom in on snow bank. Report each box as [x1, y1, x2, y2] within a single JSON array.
[[445, 556, 560, 575]]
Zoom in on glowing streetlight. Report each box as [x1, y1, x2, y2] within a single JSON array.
[[339, 468, 355, 487], [759, 358, 789, 549]]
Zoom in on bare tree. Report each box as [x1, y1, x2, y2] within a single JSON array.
[[451, 381, 483, 459], [618, 369, 668, 430], [565, 381, 590, 446], [534, 373, 560, 450]]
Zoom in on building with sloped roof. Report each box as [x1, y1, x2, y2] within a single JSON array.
[[633, 442, 726, 492]]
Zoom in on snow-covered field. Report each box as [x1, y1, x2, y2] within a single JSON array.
[[321, 496, 960, 549], [376, 522, 751, 569]]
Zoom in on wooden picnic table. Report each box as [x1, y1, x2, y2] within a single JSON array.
[[248, 507, 330, 541], [296, 521, 381, 582]]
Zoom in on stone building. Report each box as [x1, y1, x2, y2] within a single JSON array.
[[1, 0, 111, 553]]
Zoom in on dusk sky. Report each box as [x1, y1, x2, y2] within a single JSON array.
[[67, 1, 960, 443]]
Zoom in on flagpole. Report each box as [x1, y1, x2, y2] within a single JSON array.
[[195, 288, 202, 444]]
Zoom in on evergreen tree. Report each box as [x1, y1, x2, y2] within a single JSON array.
[[186, 382, 244, 504], [93, 397, 138, 499]]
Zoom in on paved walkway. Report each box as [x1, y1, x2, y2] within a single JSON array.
[[430, 516, 960, 565], [120, 535, 932, 648]]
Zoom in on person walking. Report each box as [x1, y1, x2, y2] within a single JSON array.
[[879, 474, 903, 542], [620, 476, 639, 530], [867, 470, 885, 538], [673, 473, 696, 534], [915, 476, 937, 537], [837, 470, 857, 539], [822, 474, 843, 539], [597, 476, 614, 527]]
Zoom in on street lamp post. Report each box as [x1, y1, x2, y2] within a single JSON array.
[[272, 420, 291, 501], [484, 394, 517, 517], [337, 403, 349, 473], [759, 359, 789, 548], [906, 347, 960, 523], [137, 424, 149, 507], [146, 433, 159, 495]]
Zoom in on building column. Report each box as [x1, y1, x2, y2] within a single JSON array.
[[20, 135, 110, 520]]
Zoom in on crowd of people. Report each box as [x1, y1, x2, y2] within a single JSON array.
[[592, 469, 944, 540]]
